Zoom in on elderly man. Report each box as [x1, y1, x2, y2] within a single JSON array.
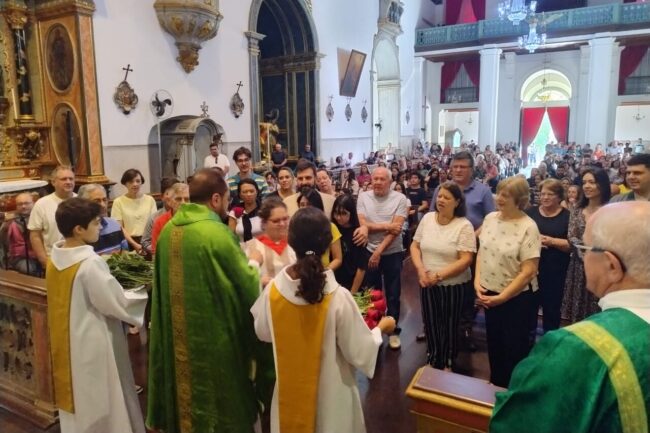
[[612, 153, 650, 202], [357, 166, 408, 349], [2, 193, 41, 276], [490, 201, 650, 433], [150, 183, 190, 254], [28, 165, 76, 267], [77, 184, 128, 255]]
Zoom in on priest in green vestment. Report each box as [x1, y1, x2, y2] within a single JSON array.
[[490, 201, 650, 433], [146, 169, 274, 433]]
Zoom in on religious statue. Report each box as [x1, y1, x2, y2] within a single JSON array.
[[259, 108, 279, 161]]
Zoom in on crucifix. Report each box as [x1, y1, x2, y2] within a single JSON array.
[[235, 81, 244, 93], [200, 101, 209, 118], [122, 64, 133, 81]]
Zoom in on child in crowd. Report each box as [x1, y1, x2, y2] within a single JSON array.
[[331, 194, 370, 293], [47, 198, 147, 433]]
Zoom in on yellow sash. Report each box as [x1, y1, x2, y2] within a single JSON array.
[[46, 259, 83, 413], [270, 283, 332, 433]]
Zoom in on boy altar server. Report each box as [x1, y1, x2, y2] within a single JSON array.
[[46, 198, 148, 433]]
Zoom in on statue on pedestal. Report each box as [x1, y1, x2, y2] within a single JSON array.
[[259, 108, 279, 162]]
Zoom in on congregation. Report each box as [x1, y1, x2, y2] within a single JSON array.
[[1, 139, 649, 433]]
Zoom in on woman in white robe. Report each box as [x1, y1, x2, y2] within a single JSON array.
[[250, 207, 395, 433]]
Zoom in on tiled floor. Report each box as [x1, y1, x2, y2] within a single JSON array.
[[1, 257, 491, 433]]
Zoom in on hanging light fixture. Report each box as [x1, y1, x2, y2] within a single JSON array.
[[518, 16, 546, 53], [499, 0, 537, 26], [633, 106, 646, 121], [466, 112, 474, 125]]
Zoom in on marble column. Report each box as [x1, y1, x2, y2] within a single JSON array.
[[478, 46, 502, 149], [412, 57, 426, 141], [583, 36, 618, 146], [246, 31, 265, 163]]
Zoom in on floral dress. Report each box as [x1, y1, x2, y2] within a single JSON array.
[[560, 207, 601, 322]]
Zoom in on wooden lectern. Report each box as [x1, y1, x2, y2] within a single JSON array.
[[406, 366, 505, 433]]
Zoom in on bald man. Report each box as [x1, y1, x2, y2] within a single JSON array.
[[3, 193, 42, 276], [357, 166, 408, 349], [491, 201, 650, 433]]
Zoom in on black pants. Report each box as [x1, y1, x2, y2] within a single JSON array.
[[537, 271, 566, 333], [365, 251, 403, 333], [485, 289, 534, 388], [421, 282, 467, 369]]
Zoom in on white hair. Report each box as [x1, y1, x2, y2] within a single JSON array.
[[590, 202, 650, 284], [77, 183, 105, 199], [171, 182, 189, 195]]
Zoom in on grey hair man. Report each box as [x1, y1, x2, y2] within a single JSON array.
[[490, 201, 650, 432], [357, 166, 409, 349], [78, 184, 128, 255]]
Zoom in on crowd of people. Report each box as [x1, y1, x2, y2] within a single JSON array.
[[0, 137, 648, 433]]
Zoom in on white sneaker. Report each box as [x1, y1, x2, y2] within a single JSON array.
[[388, 335, 401, 350]]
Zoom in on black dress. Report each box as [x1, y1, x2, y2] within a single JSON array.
[[526, 206, 571, 332]]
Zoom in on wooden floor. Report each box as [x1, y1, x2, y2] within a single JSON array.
[[2, 257, 491, 433]]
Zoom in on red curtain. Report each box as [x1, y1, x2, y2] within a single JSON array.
[[440, 61, 462, 103], [471, 0, 486, 20], [547, 107, 569, 144], [520, 108, 546, 168], [445, 0, 463, 25], [618, 45, 648, 95], [458, 0, 477, 23], [463, 58, 480, 98]]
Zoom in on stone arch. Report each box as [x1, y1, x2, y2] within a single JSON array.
[[247, 0, 321, 163], [519, 67, 573, 105]]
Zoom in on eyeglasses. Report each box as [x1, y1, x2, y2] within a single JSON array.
[[572, 241, 627, 272]]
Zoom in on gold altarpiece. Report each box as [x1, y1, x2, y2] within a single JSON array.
[[0, 0, 107, 190]]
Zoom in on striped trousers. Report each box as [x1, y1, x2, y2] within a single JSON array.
[[421, 282, 468, 369]]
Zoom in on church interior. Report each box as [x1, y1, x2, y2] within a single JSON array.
[[1, 0, 649, 432]]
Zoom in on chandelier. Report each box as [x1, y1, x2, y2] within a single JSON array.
[[466, 112, 474, 125], [519, 17, 546, 53], [499, 0, 537, 26], [633, 106, 646, 121]]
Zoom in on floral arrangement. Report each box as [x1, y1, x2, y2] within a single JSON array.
[[353, 289, 387, 329]]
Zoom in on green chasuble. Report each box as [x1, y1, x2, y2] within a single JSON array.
[[146, 203, 274, 433], [490, 308, 649, 433]]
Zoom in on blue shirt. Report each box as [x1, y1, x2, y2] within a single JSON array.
[[429, 180, 495, 230], [94, 217, 128, 255]]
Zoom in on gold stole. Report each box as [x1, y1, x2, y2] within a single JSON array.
[[270, 283, 332, 433], [46, 260, 83, 413]]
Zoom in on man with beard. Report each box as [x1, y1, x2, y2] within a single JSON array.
[[147, 169, 274, 433]]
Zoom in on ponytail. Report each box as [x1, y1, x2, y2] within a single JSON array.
[[294, 253, 326, 304]]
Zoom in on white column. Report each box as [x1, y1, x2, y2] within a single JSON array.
[[497, 52, 517, 144], [584, 36, 618, 145], [412, 57, 426, 140], [479, 47, 502, 149], [377, 79, 400, 149], [428, 61, 443, 144]]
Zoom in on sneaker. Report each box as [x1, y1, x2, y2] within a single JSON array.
[[135, 385, 144, 394], [388, 335, 401, 350], [416, 332, 426, 342]]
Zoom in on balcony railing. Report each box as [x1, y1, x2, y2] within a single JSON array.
[[416, 2, 650, 51], [443, 87, 479, 104]]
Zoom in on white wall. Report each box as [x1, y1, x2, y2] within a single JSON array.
[[444, 111, 479, 143], [93, 1, 419, 190], [615, 105, 650, 142]]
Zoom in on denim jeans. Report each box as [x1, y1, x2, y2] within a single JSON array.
[[364, 251, 403, 333]]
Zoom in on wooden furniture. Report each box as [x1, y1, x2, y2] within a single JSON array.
[[0, 270, 57, 428], [406, 366, 505, 433]]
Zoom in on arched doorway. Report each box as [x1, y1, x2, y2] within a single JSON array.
[[372, 36, 400, 151], [248, 0, 321, 163], [519, 69, 571, 167]]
